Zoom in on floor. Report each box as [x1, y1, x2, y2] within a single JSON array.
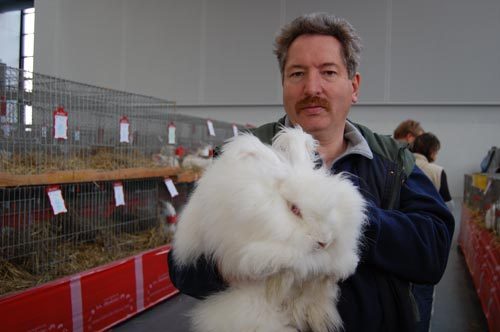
[[112, 204, 489, 332]]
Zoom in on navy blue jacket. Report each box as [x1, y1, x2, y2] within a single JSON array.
[[167, 122, 455, 332]]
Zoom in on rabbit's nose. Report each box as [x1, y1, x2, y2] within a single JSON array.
[[317, 241, 327, 249]]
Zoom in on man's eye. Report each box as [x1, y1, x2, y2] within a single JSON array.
[[323, 71, 337, 77], [289, 72, 304, 78]]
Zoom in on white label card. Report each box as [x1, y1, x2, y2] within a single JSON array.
[[48, 189, 68, 215], [120, 122, 130, 143], [232, 124, 238, 137], [114, 183, 126, 206], [201, 146, 210, 157], [168, 125, 176, 144], [164, 178, 179, 198], [2, 124, 11, 137], [207, 120, 215, 137], [54, 114, 68, 139]]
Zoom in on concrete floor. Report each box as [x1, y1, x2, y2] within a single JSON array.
[[112, 204, 488, 332]]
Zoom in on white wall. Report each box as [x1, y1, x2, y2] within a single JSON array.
[[0, 11, 21, 67], [33, 0, 500, 200]]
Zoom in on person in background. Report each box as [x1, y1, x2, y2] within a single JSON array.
[[393, 119, 425, 146], [410, 132, 453, 332], [168, 13, 455, 332], [411, 132, 453, 209]]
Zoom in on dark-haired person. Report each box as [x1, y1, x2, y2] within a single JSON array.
[[410, 132, 453, 332], [411, 132, 453, 209]]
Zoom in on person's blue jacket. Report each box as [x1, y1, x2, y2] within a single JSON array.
[[167, 119, 455, 332]]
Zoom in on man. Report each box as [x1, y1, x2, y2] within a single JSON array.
[[393, 119, 425, 145], [168, 13, 454, 332]]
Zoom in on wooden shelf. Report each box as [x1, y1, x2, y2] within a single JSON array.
[[0, 167, 184, 187], [176, 170, 202, 183]]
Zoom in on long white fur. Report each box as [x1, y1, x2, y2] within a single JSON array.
[[173, 126, 367, 332]]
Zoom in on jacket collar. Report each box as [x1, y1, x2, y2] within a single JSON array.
[[413, 153, 429, 163], [282, 115, 373, 162], [344, 120, 373, 160]]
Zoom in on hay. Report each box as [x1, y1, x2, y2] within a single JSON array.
[[0, 259, 37, 294], [0, 259, 52, 296], [0, 225, 170, 297], [0, 149, 157, 175]]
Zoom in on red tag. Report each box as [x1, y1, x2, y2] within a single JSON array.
[[0, 96, 6, 116], [175, 145, 185, 158], [46, 185, 61, 194], [166, 215, 177, 224], [53, 106, 67, 116]]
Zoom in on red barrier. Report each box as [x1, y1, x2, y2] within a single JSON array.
[[459, 205, 500, 332], [0, 278, 73, 332], [0, 245, 178, 332], [80, 258, 137, 331], [488, 291, 500, 332], [142, 247, 178, 308]]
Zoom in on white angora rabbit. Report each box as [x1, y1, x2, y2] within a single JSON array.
[[173, 126, 366, 332]]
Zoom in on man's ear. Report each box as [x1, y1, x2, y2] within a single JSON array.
[[351, 72, 361, 104]]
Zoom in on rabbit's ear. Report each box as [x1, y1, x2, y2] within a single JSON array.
[[222, 132, 284, 167], [272, 126, 318, 168]]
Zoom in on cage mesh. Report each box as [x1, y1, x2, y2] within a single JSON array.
[[0, 178, 197, 298], [0, 64, 240, 296], [0, 64, 246, 174]]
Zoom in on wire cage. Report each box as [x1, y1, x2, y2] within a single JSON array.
[[0, 64, 248, 296], [0, 64, 178, 174], [0, 177, 193, 292], [169, 113, 246, 154], [0, 64, 248, 174]]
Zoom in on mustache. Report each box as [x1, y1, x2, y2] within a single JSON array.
[[295, 96, 330, 110]]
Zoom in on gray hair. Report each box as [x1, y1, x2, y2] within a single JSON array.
[[273, 13, 362, 79]]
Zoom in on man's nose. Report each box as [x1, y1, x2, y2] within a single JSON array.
[[303, 72, 322, 96]]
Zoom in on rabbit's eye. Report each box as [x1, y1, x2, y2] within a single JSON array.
[[289, 203, 302, 218]]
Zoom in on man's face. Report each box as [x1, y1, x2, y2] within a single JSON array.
[[282, 34, 360, 137]]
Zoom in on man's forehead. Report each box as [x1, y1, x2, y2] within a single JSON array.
[[286, 35, 343, 59]]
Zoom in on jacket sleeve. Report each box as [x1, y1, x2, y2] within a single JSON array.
[[167, 249, 227, 299], [361, 166, 455, 284]]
